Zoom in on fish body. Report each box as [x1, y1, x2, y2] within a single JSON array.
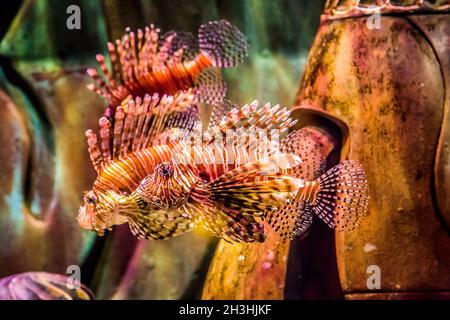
[[93, 143, 175, 194], [78, 98, 299, 241]]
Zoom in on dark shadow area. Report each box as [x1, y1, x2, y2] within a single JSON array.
[[180, 238, 218, 300], [80, 233, 109, 290], [0, 2, 23, 40], [284, 110, 346, 299]]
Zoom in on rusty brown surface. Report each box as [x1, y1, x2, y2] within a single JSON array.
[[407, 15, 450, 233], [295, 15, 450, 294], [322, 0, 450, 22], [0, 0, 330, 299], [202, 227, 289, 300]]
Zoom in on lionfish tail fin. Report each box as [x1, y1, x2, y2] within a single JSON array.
[[311, 160, 370, 231], [198, 19, 248, 68]]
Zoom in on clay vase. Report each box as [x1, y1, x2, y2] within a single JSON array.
[[294, 1, 450, 299]]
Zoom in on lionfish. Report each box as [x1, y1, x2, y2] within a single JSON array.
[[77, 96, 370, 242], [86, 19, 247, 114]]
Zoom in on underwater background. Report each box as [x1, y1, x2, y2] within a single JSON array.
[[0, 0, 449, 300]]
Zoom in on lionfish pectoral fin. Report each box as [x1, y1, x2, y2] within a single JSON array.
[[127, 209, 197, 240], [206, 177, 300, 214], [192, 199, 266, 243], [212, 154, 302, 186], [193, 68, 226, 105], [311, 160, 370, 232], [192, 157, 304, 243]]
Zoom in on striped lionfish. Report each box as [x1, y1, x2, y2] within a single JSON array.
[[86, 19, 247, 115], [77, 96, 370, 242]]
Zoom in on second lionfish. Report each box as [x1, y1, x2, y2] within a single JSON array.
[[87, 19, 248, 115]]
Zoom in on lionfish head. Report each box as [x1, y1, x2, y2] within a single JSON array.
[[77, 190, 128, 236], [136, 161, 196, 210]]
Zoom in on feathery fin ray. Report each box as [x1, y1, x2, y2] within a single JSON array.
[[87, 20, 247, 107], [85, 91, 198, 173]]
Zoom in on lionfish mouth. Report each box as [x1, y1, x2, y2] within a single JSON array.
[[77, 206, 107, 236], [76, 206, 93, 230]]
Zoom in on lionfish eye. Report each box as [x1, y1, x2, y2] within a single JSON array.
[[157, 162, 174, 177], [84, 192, 96, 205]]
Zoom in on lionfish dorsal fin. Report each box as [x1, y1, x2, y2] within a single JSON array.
[[280, 128, 328, 180], [85, 91, 198, 172], [207, 99, 237, 130], [207, 100, 296, 138], [203, 101, 297, 163], [86, 24, 189, 106], [153, 32, 175, 69]]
